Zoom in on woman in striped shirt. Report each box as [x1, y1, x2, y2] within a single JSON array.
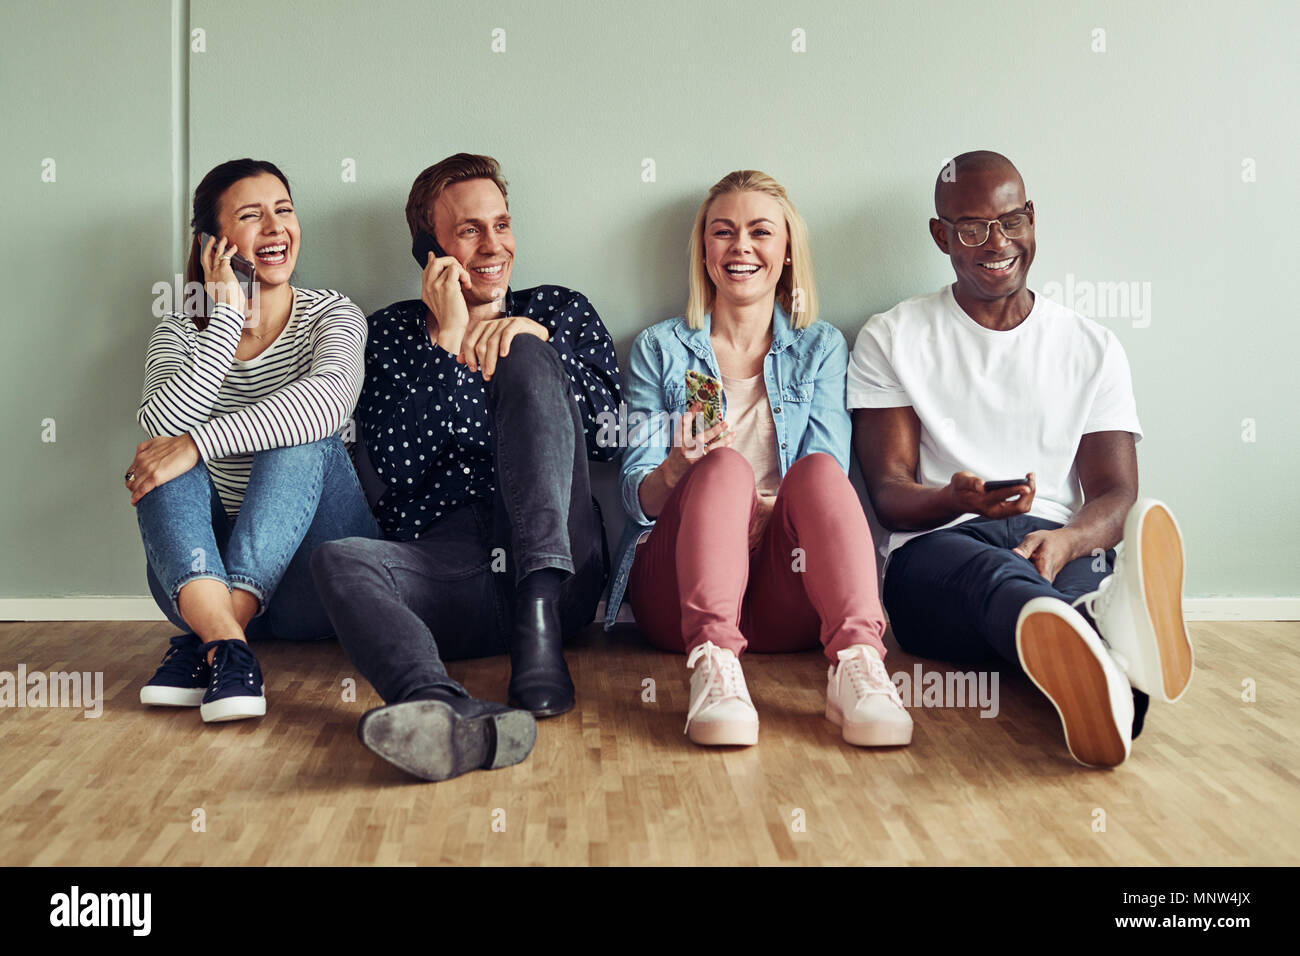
[[125, 158, 378, 723]]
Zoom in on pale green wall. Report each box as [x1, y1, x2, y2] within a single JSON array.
[[2, 0, 1296, 600]]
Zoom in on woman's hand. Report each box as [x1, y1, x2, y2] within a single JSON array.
[[663, 402, 733, 485], [748, 494, 777, 550], [458, 316, 550, 379], [201, 235, 248, 315], [125, 435, 200, 506]]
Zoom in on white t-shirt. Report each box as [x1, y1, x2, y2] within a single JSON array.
[[847, 285, 1142, 557]]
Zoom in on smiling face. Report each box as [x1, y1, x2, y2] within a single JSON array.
[[930, 164, 1035, 304], [703, 190, 790, 312], [431, 178, 514, 308], [215, 173, 300, 288]]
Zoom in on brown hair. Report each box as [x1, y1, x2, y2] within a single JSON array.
[[184, 159, 292, 329], [404, 153, 509, 243]]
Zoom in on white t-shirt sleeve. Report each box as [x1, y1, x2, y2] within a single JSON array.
[[846, 316, 911, 409], [1083, 331, 1143, 441]]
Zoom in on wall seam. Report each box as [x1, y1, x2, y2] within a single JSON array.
[[171, 0, 190, 272]]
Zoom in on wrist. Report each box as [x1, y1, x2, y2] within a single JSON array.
[[1057, 524, 1091, 562], [659, 456, 684, 489], [940, 481, 962, 515]]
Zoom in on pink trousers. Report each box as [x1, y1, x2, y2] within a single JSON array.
[[628, 448, 887, 663]]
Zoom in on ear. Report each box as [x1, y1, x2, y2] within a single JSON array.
[[928, 218, 951, 255]]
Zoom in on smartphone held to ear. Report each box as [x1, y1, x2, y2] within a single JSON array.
[[411, 230, 448, 267], [198, 232, 256, 304]]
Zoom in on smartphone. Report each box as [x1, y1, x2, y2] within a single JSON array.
[[984, 477, 1030, 491], [198, 232, 256, 303], [411, 229, 448, 267], [685, 368, 724, 437]]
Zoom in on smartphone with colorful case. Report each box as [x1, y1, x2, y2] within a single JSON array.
[[685, 368, 724, 437]]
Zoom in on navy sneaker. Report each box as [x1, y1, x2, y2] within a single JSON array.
[[200, 639, 266, 723], [140, 633, 210, 707]]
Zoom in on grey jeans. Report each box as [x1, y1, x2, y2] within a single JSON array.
[[310, 335, 607, 704]]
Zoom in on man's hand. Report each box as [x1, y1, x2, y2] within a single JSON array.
[[948, 471, 1036, 519], [1013, 526, 1080, 583], [125, 435, 200, 506], [421, 252, 472, 353], [749, 493, 777, 551], [458, 316, 550, 379]]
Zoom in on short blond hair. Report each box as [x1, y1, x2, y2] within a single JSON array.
[[685, 170, 817, 330]]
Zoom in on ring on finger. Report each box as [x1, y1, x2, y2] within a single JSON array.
[[124, 471, 135, 482]]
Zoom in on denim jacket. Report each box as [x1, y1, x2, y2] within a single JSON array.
[[603, 303, 851, 629]]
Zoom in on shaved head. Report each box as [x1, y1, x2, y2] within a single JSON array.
[[934, 150, 1024, 218], [928, 149, 1036, 317]]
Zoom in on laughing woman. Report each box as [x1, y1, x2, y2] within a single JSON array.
[[606, 170, 912, 748], [127, 158, 378, 723]]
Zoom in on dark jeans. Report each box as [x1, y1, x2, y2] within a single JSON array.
[[882, 514, 1114, 671], [310, 335, 607, 704]]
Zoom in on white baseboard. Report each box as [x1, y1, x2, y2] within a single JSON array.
[[1, 596, 1297, 624], [1181, 598, 1300, 621], [599, 599, 1300, 625], [0, 598, 169, 622]]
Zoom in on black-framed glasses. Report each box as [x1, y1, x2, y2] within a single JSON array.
[[938, 201, 1034, 247]]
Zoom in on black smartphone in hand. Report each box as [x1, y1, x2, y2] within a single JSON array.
[[984, 477, 1030, 491], [198, 232, 256, 303]]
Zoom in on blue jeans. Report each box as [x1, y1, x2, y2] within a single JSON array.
[[882, 515, 1115, 669], [138, 435, 380, 641]]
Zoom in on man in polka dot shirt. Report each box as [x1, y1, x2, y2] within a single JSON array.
[[311, 154, 622, 782]]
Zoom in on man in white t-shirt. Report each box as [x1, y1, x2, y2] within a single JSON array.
[[848, 150, 1195, 769]]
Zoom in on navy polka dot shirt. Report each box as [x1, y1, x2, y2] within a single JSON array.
[[359, 285, 622, 541]]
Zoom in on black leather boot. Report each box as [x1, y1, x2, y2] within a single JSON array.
[[507, 595, 575, 717]]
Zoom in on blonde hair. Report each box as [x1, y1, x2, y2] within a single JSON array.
[[685, 170, 817, 330]]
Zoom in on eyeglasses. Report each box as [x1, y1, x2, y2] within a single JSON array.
[[937, 201, 1034, 247]]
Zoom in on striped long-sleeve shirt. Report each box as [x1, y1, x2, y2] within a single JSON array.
[[137, 287, 368, 516]]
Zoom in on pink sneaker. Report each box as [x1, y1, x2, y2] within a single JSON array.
[[826, 645, 913, 746], [684, 641, 759, 746]]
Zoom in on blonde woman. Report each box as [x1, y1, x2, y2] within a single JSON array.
[[605, 170, 912, 748]]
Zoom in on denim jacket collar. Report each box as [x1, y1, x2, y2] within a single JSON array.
[[671, 301, 799, 363]]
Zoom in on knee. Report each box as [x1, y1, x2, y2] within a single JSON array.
[[682, 446, 753, 494], [783, 451, 844, 488], [490, 333, 562, 389], [253, 436, 334, 469], [136, 458, 211, 510], [309, 536, 383, 587]]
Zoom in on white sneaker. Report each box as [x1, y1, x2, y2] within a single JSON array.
[[1017, 597, 1134, 768], [1073, 499, 1194, 702], [825, 645, 913, 746], [684, 641, 759, 746]]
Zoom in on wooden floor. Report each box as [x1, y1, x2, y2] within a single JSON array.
[[1, 619, 1296, 866]]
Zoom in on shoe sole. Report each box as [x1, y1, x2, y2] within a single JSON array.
[[508, 695, 575, 719], [826, 701, 913, 746], [201, 687, 267, 723], [1136, 503, 1194, 701], [1018, 610, 1127, 768], [358, 700, 538, 782], [687, 719, 758, 747], [140, 686, 205, 707]]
